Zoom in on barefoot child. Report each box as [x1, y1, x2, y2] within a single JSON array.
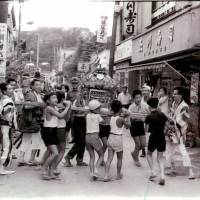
[[104, 100, 130, 181], [145, 98, 167, 186], [86, 99, 104, 181], [41, 92, 71, 180]]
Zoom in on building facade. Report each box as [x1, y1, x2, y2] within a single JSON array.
[[114, 1, 200, 137], [0, 1, 17, 81]]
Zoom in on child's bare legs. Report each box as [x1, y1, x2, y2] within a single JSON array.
[[104, 147, 114, 180], [116, 151, 123, 180], [147, 151, 156, 179], [42, 145, 58, 177], [52, 142, 66, 174], [157, 152, 165, 185], [87, 147, 95, 179], [100, 137, 108, 164], [95, 148, 104, 174]]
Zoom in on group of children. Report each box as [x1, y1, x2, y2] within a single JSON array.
[[0, 80, 193, 186]]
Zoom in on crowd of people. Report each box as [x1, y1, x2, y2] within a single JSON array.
[[0, 76, 196, 186]]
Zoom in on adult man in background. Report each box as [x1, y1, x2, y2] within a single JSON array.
[[18, 79, 45, 166], [117, 85, 132, 109]]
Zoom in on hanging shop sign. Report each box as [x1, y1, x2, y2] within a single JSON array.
[[96, 16, 108, 43], [0, 23, 7, 80], [190, 73, 199, 104], [132, 9, 200, 64], [123, 1, 137, 36], [114, 40, 132, 63]]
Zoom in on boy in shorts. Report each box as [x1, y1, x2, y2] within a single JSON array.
[[145, 98, 167, 186], [86, 99, 104, 181]]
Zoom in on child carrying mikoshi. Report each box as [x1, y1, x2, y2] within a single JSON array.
[[41, 92, 71, 180], [85, 99, 105, 181], [145, 98, 168, 186], [104, 100, 131, 182]]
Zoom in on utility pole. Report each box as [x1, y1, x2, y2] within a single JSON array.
[[36, 34, 40, 69], [17, 2, 22, 59], [109, 1, 120, 78]]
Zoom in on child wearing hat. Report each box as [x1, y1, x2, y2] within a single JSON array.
[[145, 97, 168, 186], [86, 99, 104, 181]]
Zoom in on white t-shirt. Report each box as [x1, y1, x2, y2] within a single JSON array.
[[86, 113, 103, 134], [117, 92, 131, 105]]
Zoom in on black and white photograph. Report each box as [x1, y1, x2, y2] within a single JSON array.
[[0, 0, 199, 200]]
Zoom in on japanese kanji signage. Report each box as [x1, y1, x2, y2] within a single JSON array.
[[190, 73, 199, 104], [78, 62, 90, 73], [123, 1, 137, 36], [0, 23, 7, 80], [96, 16, 108, 43]]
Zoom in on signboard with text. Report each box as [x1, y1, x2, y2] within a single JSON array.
[[0, 23, 7, 80], [77, 62, 90, 73], [97, 16, 108, 43], [131, 10, 200, 64], [123, 1, 137, 37], [190, 73, 199, 104], [114, 40, 132, 62]]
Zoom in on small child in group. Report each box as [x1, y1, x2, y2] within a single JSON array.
[[41, 92, 71, 180], [85, 99, 104, 181], [104, 100, 130, 182], [145, 98, 168, 186]]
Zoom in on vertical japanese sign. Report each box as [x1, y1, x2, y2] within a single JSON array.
[[0, 23, 7, 81], [123, 1, 137, 36], [97, 16, 108, 43], [190, 73, 199, 104]]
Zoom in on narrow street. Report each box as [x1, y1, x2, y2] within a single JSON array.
[[0, 130, 199, 200]]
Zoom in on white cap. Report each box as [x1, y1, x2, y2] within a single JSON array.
[[88, 99, 101, 110], [142, 84, 151, 91]]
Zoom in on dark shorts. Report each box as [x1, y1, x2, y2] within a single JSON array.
[[122, 104, 130, 109], [41, 127, 58, 146], [65, 121, 71, 132], [130, 120, 145, 137], [148, 134, 166, 152], [56, 128, 66, 144], [99, 125, 110, 138]]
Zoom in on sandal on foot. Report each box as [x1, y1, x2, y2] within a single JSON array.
[[149, 174, 156, 181], [159, 179, 165, 186]]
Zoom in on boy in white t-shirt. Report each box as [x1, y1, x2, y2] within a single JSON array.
[[86, 99, 104, 181]]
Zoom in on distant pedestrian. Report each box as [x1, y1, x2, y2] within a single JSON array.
[[158, 87, 169, 115], [117, 86, 131, 109], [86, 99, 104, 181], [145, 98, 168, 186], [104, 100, 130, 181]]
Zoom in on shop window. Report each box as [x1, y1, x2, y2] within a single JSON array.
[[152, 1, 176, 23]]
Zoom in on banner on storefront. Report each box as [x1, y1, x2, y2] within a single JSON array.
[[190, 73, 199, 104], [96, 16, 108, 43], [0, 23, 7, 80], [123, 1, 137, 37]]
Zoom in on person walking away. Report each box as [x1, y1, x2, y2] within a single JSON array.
[[117, 86, 131, 109], [63, 92, 88, 167], [145, 98, 168, 185], [165, 86, 195, 179], [0, 83, 18, 175], [158, 87, 169, 115], [104, 100, 130, 181], [41, 92, 71, 180], [128, 90, 149, 167], [18, 79, 45, 166], [86, 99, 105, 181]]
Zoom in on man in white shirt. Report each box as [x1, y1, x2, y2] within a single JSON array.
[[117, 86, 132, 109]]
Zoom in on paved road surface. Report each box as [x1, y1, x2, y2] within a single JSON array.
[[0, 130, 200, 200]]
